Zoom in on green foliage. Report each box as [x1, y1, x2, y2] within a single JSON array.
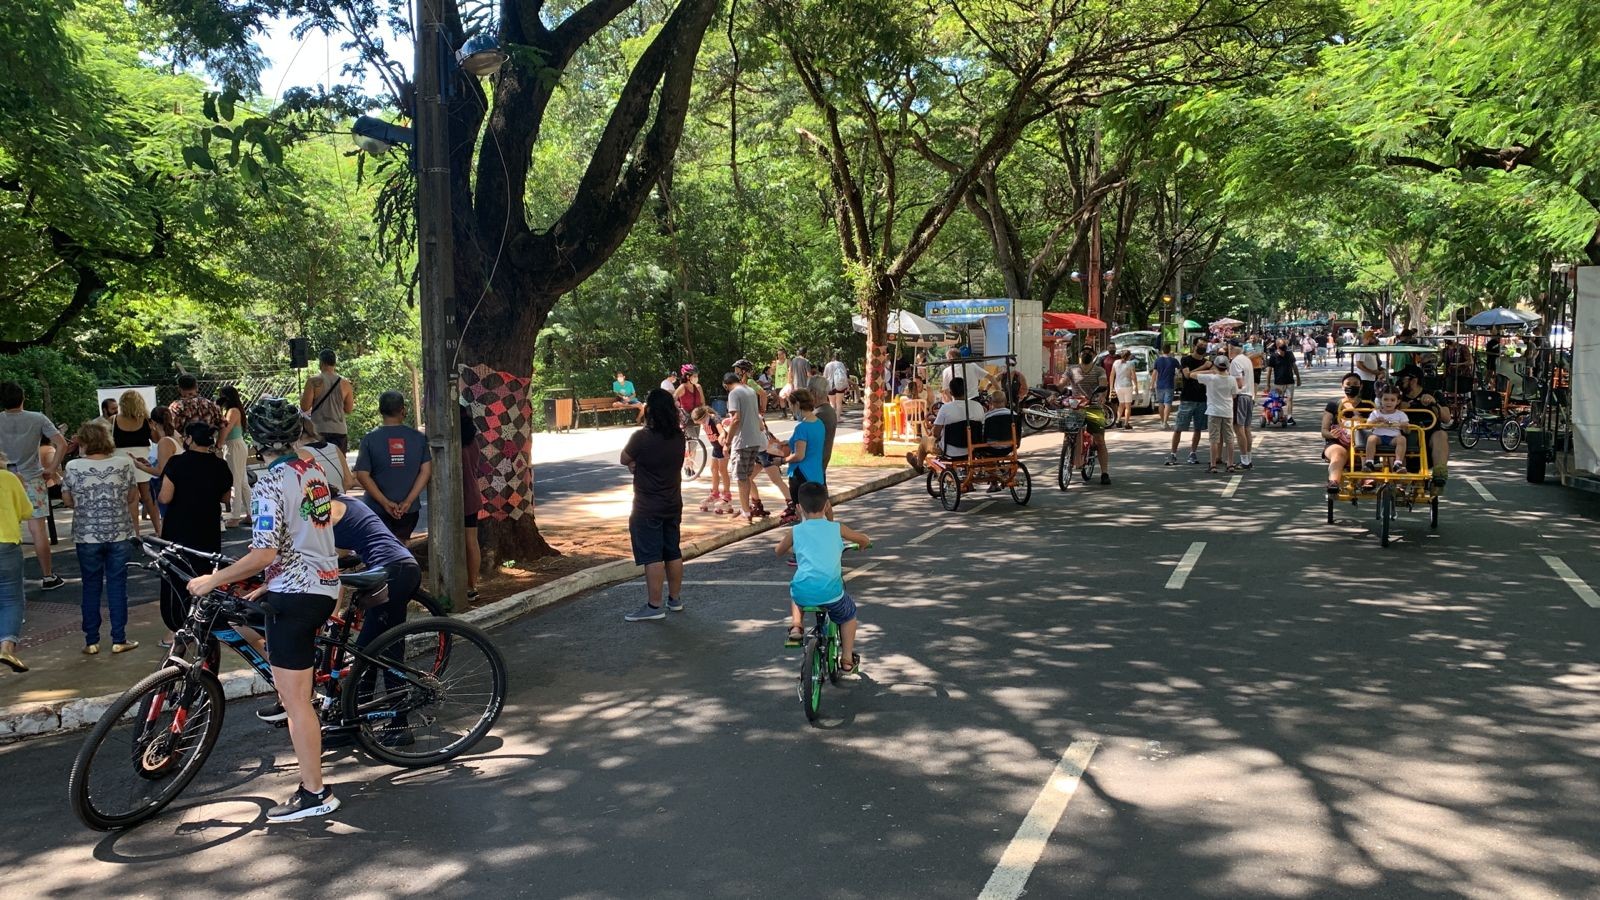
[[0, 348, 98, 428]]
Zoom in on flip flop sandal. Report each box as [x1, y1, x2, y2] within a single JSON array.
[[784, 627, 804, 648], [837, 653, 862, 675]]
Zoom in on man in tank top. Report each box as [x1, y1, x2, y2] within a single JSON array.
[[300, 349, 355, 452]]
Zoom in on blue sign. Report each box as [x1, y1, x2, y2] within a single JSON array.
[[924, 298, 1013, 325]]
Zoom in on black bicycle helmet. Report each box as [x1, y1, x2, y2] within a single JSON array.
[[246, 397, 303, 449]]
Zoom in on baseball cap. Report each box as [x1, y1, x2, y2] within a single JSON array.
[[733, 358, 754, 371], [1212, 354, 1229, 367], [1396, 365, 1425, 380]]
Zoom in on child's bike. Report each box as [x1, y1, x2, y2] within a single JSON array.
[[796, 542, 861, 725]]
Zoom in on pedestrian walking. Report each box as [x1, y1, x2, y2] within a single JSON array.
[[1267, 338, 1303, 425], [1167, 341, 1209, 466], [0, 381, 69, 590], [1152, 345, 1179, 430], [692, 406, 733, 514], [823, 351, 850, 417], [622, 389, 686, 622], [1112, 350, 1137, 430], [217, 385, 251, 526], [112, 389, 161, 537], [60, 421, 139, 654], [353, 391, 432, 541], [155, 422, 232, 636], [0, 454, 33, 672], [301, 349, 354, 452]]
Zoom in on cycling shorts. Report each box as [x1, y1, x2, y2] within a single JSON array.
[[264, 591, 337, 671]]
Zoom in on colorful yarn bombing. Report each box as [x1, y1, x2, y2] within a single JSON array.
[[459, 365, 534, 521]]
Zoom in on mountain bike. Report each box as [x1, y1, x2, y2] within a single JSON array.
[[68, 537, 507, 831]]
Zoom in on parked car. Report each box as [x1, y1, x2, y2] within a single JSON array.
[[1093, 346, 1157, 414]]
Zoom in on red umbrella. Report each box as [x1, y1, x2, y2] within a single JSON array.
[[1043, 312, 1107, 331]]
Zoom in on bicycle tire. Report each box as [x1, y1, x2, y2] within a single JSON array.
[[1379, 489, 1394, 547], [344, 617, 506, 768], [69, 666, 225, 831], [1022, 403, 1053, 434], [681, 437, 708, 482], [1499, 419, 1522, 452], [1430, 495, 1439, 529], [1011, 462, 1032, 506], [1057, 437, 1073, 491], [799, 635, 823, 723], [1458, 418, 1481, 449], [925, 468, 940, 498], [409, 587, 450, 618], [938, 468, 962, 511]]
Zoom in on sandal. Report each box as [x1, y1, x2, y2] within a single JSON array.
[[1326, 481, 1340, 493], [837, 653, 861, 675], [1206, 466, 1218, 474], [1225, 465, 1240, 473], [784, 626, 804, 648]]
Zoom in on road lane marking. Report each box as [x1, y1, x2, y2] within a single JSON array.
[[907, 502, 994, 545], [1463, 476, 1497, 502], [844, 561, 880, 582], [1166, 542, 1206, 590], [1220, 475, 1242, 499], [1543, 556, 1600, 609], [977, 740, 1100, 900]]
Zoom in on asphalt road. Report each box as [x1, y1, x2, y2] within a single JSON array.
[[3, 373, 1599, 899]]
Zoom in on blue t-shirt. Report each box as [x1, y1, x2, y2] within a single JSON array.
[[1153, 355, 1179, 391], [354, 424, 432, 514], [333, 494, 416, 570], [788, 418, 827, 483], [790, 518, 845, 606]]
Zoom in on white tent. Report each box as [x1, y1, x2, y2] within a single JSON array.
[[851, 310, 952, 342]]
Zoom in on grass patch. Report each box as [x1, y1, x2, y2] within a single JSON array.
[[830, 442, 917, 468]]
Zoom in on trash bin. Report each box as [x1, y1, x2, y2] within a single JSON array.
[[1525, 427, 1547, 483], [542, 387, 574, 433]]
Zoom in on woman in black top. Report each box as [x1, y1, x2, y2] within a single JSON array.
[[620, 389, 686, 622], [113, 389, 161, 535], [157, 422, 234, 632]]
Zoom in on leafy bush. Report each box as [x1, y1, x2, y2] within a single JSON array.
[[0, 348, 98, 429]]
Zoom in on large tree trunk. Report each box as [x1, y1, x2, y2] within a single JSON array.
[[857, 270, 897, 456]]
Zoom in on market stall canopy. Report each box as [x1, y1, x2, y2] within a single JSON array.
[[1340, 344, 1440, 356], [1465, 307, 1541, 329], [851, 309, 951, 339], [1043, 312, 1106, 331], [1210, 317, 1245, 328]]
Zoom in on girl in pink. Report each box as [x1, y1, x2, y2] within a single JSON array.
[[692, 406, 732, 514]]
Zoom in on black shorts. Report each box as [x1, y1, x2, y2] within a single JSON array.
[[324, 433, 349, 453], [465, 511, 480, 529], [629, 514, 683, 567], [264, 591, 337, 671]]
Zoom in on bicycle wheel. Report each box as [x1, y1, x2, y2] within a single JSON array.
[[1081, 441, 1099, 482], [1499, 419, 1522, 452], [1022, 403, 1053, 434], [69, 666, 225, 831], [938, 468, 962, 511], [799, 635, 824, 723], [1429, 495, 1439, 529], [681, 437, 708, 481], [1057, 437, 1073, 491], [1378, 489, 1395, 547], [925, 468, 940, 498], [1010, 462, 1032, 506], [344, 617, 506, 767], [409, 586, 450, 618], [1458, 417, 1481, 449]]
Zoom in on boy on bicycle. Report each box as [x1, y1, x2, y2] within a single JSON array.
[[774, 482, 870, 672]]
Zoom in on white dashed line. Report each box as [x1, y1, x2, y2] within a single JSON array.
[[844, 561, 880, 582], [1462, 476, 1497, 501], [1543, 556, 1600, 609], [907, 523, 954, 546], [1166, 542, 1206, 590], [1220, 475, 1242, 499], [978, 740, 1100, 900]]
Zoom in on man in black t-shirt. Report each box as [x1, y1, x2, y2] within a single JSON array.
[[1166, 340, 1209, 466], [1266, 339, 1303, 425]]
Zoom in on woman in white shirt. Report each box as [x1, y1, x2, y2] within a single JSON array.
[[1111, 350, 1137, 431]]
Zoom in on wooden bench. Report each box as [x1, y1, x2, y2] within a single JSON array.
[[576, 396, 640, 429]]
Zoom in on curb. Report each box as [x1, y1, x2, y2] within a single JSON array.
[[0, 466, 916, 743]]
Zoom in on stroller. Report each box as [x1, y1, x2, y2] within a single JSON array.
[[1260, 389, 1288, 428]]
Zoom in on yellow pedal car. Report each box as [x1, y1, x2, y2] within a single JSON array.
[[1328, 407, 1440, 547]]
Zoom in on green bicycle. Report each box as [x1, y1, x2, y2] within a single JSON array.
[[796, 542, 861, 724]]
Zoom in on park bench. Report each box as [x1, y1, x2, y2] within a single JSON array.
[[575, 396, 639, 429]]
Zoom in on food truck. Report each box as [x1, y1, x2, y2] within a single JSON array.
[[923, 298, 1044, 386]]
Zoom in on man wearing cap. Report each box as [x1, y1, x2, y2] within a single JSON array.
[[725, 361, 769, 522], [1227, 341, 1256, 468], [1397, 365, 1452, 486]]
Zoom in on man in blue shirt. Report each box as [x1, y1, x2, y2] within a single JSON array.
[[1152, 344, 1180, 430], [353, 391, 432, 541]]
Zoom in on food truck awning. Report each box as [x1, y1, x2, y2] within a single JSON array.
[[1043, 312, 1106, 331]]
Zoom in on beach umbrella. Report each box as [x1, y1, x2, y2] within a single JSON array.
[[1210, 317, 1244, 328], [851, 309, 950, 339], [1464, 307, 1541, 329]]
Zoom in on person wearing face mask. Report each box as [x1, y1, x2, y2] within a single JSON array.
[[1395, 365, 1451, 487], [1321, 373, 1367, 492]]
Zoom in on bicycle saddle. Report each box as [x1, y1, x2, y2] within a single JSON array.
[[339, 569, 388, 591]]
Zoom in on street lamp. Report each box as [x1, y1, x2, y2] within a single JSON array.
[[456, 31, 510, 77], [351, 115, 415, 154]]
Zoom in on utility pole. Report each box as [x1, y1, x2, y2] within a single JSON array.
[[416, 0, 467, 607], [1170, 184, 1183, 337]]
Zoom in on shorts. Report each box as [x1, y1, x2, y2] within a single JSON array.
[[1273, 382, 1295, 399], [323, 433, 349, 453], [21, 475, 48, 519], [1208, 415, 1237, 445], [757, 450, 782, 469], [629, 513, 683, 567], [1375, 435, 1398, 451], [464, 511, 479, 529], [1233, 395, 1255, 427], [264, 591, 338, 671], [1174, 401, 1206, 433], [733, 448, 760, 481], [1155, 388, 1174, 406], [797, 590, 857, 624]]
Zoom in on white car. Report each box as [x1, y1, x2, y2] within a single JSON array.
[[1094, 346, 1158, 413]]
